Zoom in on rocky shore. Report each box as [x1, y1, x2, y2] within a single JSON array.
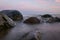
[[0, 10, 60, 40]]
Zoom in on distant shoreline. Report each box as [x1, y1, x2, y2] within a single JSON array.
[[23, 14, 60, 17]]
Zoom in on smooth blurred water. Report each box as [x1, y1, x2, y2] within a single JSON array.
[[3, 22, 60, 40], [1, 15, 60, 40]]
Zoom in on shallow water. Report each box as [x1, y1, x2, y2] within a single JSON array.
[[1, 15, 60, 40], [1, 22, 60, 40]]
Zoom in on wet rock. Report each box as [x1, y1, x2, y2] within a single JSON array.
[[1, 10, 23, 21], [30, 37, 36, 40], [0, 14, 16, 38], [41, 14, 54, 23], [2, 14, 16, 26], [46, 17, 55, 23], [20, 31, 41, 40], [46, 17, 60, 23], [54, 17, 60, 22], [41, 14, 52, 18], [19, 32, 30, 40], [23, 17, 40, 24]]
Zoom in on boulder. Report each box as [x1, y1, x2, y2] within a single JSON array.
[[0, 14, 16, 38], [23, 17, 40, 24], [41, 14, 54, 23], [20, 31, 41, 40], [41, 14, 52, 18], [2, 14, 16, 26], [34, 31, 41, 40], [1, 10, 23, 21], [46, 17, 55, 23], [54, 17, 60, 22]]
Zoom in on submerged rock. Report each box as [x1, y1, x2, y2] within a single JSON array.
[[23, 17, 40, 24], [19, 31, 38, 40], [19, 31, 41, 40], [1, 10, 23, 21], [34, 31, 41, 40], [47, 17, 54, 23]]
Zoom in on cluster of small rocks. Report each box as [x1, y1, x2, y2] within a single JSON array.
[[24, 14, 60, 24]]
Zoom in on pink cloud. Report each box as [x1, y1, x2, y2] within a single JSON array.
[[48, 6, 60, 12], [56, 0, 60, 3], [0, 0, 39, 10], [51, 6, 60, 9], [14, 1, 47, 11], [0, 5, 12, 10], [35, 0, 49, 5], [0, 0, 60, 13]]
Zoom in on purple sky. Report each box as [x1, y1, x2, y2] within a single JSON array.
[[0, 0, 60, 14]]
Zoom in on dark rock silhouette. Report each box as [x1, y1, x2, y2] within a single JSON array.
[[41, 14, 55, 23], [0, 14, 16, 38], [41, 14, 52, 18], [46, 17, 60, 23], [0, 10, 23, 21], [24, 17, 40, 24], [45, 17, 55, 23], [54, 17, 60, 22]]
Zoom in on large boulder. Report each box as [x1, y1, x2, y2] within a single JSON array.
[[23, 17, 40, 24], [0, 10, 23, 21], [2, 14, 16, 26], [0, 14, 16, 38]]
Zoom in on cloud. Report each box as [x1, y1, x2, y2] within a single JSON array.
[[0, 0, 49, 11], [56, 0, 60, 3], [47, 5, 60, 13], [35, 0, 50, 5], [0, 0, 60, 13]]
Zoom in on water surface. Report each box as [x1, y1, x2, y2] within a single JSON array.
[[1, 15, 60, 40]]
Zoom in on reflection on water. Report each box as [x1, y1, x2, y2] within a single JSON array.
[[1, 22, 60, 40]]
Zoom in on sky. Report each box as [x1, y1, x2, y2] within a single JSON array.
[[0, 0, 60, 14]]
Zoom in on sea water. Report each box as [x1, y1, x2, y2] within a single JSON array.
[[1, 14, 60, 40]]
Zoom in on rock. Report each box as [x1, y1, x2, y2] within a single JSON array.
[[41, 14, 52, 18], [54, 17, 60, 22], [41, 14, 54, 23], [0, 14, 16, 38], [1, 10, 23, 21], [23, 17, 40, 24], [2, 14, 16, 26], [34, 31, 41, 40], [46, 17, 55, 23], [20, 31, 37, 40]]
